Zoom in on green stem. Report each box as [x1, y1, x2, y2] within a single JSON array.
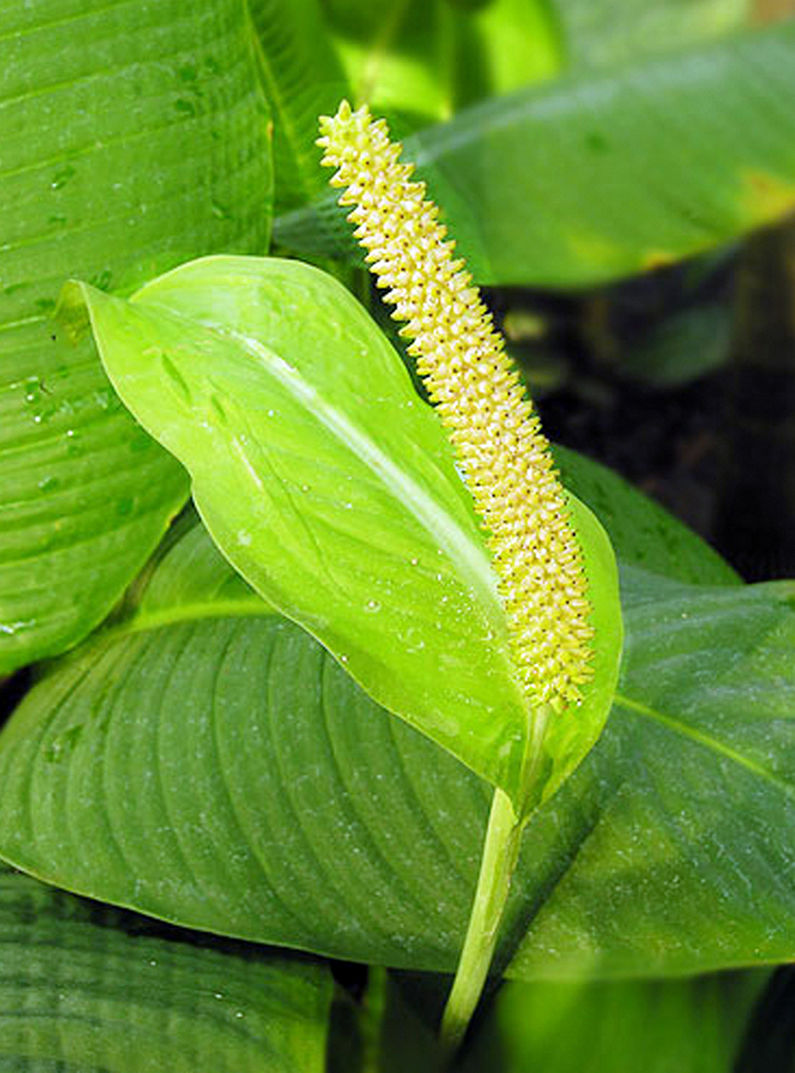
[[439, 785, 522, 1054], [440, 704, 551, 1056]]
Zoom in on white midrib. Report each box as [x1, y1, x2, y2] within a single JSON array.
[[225, 326, 507, 634]]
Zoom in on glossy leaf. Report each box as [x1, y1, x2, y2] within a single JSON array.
[[59, 254, 622, 809], [275, 22, 795, 286], [0, 0, 272, 675], [0, 865, 331, 1072], [0, 518, 792, 980]]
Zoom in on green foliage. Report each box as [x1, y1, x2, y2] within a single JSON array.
[[2, 1, 794, 1067], [371, 969, 769, 1073], [320, 0, 561, 127], [247, 0, 351, 213], [0, 0, 272, 676], [464, 972, 769, 1072], [554, 0, 751, 68], [0, 865, 331, 1072], [276, 22, 795, 286], [0, 513, 791, 981], [58, 256, 622, 809]]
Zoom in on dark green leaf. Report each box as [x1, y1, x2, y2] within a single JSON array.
[[275, 22, 795, 286], [0, 519, 791, 980], [0, 0, 272, 675], [0, 865, 331, 1072]]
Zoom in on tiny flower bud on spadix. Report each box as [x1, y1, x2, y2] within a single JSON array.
[[318, 100, 594, 711]]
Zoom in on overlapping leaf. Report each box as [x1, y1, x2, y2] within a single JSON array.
[[247, 0, 350, 213], [0, 864, 331, 1072], [0, 505, 791, 980], [59, 255, 622, 808], [0, 0, 272, 675], [275, 21, 795, 286]]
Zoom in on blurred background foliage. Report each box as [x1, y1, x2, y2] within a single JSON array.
[[267, 0, 795, 580]]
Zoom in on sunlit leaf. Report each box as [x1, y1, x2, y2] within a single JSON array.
[[59, 255, 622, 808]]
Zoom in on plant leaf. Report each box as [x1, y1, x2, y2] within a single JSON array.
[[0, 519, 791, 980], [460, 972, 770, 1073], [59, 254, 622, 808], [552, 445, 740, 586], [275, 21, 795, 286], [372, 968, 770, 1073], [0, 864, 331, 1072], [0, 0, 273, 676], [553, 0, 751, 70], [247, 0, 351, 214]]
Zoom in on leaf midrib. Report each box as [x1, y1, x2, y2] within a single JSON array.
[[614, 692, 795, 801]]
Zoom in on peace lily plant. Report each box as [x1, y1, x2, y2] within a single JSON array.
[[43, 95, 622, 1055], [2, 4, 795, 1069], [317, 98, 621, 1047]]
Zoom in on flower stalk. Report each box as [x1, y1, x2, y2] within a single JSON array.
[[318, 100, 595, 1052]]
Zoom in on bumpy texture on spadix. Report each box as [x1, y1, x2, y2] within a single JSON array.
[[318, 101, 594, 710]]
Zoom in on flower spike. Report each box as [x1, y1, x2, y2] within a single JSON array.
[[318, 101, 594, 711]]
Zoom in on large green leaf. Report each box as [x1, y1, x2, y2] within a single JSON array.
[[0, 0, 272, 676], [0, 517, 791, 980], [59, 254, 622, 809], [0, 864, 331, 1072], [275, 21, 795, 287]]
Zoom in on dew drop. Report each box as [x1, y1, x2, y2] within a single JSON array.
[[365, 599, 381, 613]]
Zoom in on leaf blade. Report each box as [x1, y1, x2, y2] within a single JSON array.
[[0, 865, 331, 1073], [0, 0, 273, 674], [62, 254, 622, 806], [275, 22, 795, 286], [0, 523, 791, 980]]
